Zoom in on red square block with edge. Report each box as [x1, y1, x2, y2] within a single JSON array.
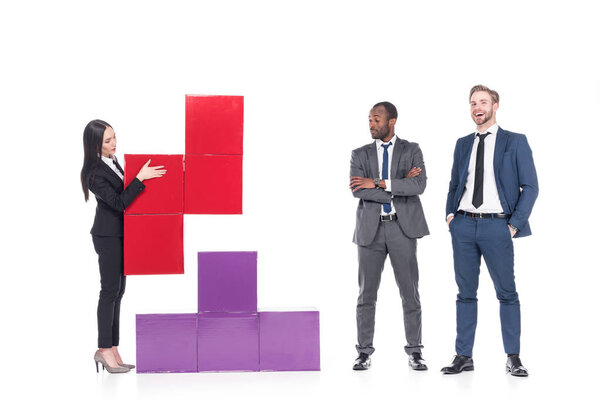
[[185, 95, 244, 155], [124, 154, 184, 215], [124, 214, 184, 275], [184, 154, 242, 214]]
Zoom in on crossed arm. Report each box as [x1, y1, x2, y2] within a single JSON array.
[[349, 146, 424, 202], [349, 168, 421, 190]]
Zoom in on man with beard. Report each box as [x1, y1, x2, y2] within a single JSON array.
[[441, 85, 538, 377], [349, 101, 429, 371]]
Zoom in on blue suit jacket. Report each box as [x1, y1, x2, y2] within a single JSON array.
[[445, 127, 539, 238]]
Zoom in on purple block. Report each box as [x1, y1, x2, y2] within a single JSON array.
[[197, 252, 257, 313], [259, 309, 320, 371], [136, 314, 198, 373], [197, 312, 259, 372]]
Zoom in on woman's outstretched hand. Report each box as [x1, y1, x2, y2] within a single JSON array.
[[136, 159, 166, 182]]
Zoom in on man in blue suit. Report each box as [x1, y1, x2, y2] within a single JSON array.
[[441, 85, 538, 377]]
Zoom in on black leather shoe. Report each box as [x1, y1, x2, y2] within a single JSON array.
[[441, 355, 474, 374], [353, 353, 371, 371], [409, 353, 428, 371], [506, 355, 528, 377]]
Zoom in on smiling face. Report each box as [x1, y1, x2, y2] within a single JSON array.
[[369, 105, 395, 142], [470, 91, 498, 130], [101, 126, 117, 158]]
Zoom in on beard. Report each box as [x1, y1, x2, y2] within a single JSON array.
[[472, 110, 493, 127], [370, 124, 390, 140]]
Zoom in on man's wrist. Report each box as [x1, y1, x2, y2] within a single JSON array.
[[373, 178, 380, 188]]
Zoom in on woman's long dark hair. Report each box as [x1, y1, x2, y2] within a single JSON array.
[[81, 119, 112, 201]]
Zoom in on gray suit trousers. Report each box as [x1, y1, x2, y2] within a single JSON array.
[[356, 219, 423, 356]]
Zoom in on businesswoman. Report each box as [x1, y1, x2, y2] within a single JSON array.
[[81, 119, 165, 373]]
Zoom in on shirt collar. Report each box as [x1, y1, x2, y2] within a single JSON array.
[[475, 123, 498, 137], [375, 134, 397, 149], [101, 155, 119, 170]]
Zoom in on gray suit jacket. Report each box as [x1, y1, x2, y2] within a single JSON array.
[[350, 137, 429, 246]]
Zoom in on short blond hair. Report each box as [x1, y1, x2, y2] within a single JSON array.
[[469, 85, 499, 104]]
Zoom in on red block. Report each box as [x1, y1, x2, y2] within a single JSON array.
[[124, 154, 184, 215], [124, 214, 184, 275], [184, 154, 242, 214], [185, 95, 244, 155]]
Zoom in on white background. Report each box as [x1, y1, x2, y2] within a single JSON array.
[[1, 1, 599, 399]]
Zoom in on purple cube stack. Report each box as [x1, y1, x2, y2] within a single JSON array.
[[136, 251, 320, 373], [198, 252, 259, 372]]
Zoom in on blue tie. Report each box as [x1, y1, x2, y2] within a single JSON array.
[[382, 143, 392, 214]]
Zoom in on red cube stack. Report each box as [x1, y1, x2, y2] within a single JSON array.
[[184, 95, 243, 214], [123, 95, 244, 275], [123, 154, 184, 275]]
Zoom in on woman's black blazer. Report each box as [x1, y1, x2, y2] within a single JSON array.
[[89, 161, 145, 237]]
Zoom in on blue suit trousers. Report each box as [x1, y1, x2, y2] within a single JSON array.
[[449, 213, 520, 357]]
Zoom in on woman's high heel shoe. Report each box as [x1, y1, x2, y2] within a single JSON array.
[[94, 350, 130, 373], [118, 363, 135, 370]]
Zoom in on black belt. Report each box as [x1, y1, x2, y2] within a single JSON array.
[[380, 214, 397, 222], [457, 210, 510, 219]]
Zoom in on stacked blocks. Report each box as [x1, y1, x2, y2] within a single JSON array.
[[124, 155, 184, 275], [136, 252, 320, 373], [124, 95, 244, 275], [197, 252, 258, 371], [184, 95, 243, 214], [129, 95, 318, 372]]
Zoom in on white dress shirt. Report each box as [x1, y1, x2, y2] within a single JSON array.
[[375, 135, 397, 215], [102, 155, 124, 180], [457, 123, 503, 213]]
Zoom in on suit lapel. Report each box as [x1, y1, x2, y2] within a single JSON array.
[[99, 159, 123, 184], [493, 127, 508, 176], [367, 142, 379, 178], [459, 134, 475, 184], [391, 137, 404, 178], [493, 127, 509, 211]]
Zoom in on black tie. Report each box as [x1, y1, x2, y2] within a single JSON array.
[[472, 133, 490, 209], [113, 157, 124, 174]]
